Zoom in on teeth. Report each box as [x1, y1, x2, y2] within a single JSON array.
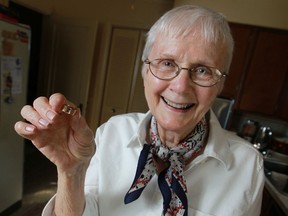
[[162, 97, 192, 109]]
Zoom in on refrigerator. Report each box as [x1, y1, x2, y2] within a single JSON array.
[[0, 18, 30, 213]]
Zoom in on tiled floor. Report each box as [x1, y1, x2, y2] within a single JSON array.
[[9, 145, 57, 216]]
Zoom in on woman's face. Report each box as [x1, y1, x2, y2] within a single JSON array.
[[143, 32, 227, 139]]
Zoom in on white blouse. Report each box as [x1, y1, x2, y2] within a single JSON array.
[[43, 111, 265, 216]]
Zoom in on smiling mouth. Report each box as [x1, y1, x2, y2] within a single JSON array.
[[162, 97, 194, 110]]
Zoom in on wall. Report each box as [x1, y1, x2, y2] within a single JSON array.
[[174, 0, 288, 30], [13, 0, 288, 30], [11, 0, 53, 15], [12, 0, 174, 28]]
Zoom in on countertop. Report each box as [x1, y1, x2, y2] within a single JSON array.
[[265, 177, 288, 215]]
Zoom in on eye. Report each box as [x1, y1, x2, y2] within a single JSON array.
[[194, 66, 213, 76], [159, 59, 177, 68], [155, 59, 178, 72]]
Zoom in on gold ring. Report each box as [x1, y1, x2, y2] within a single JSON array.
[[61, 104, 77, 116]]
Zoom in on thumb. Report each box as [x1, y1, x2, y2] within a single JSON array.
[[69, 111, 96, 160], [71, 111, 95, 146]]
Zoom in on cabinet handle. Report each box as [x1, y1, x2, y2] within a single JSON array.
[[111, 108, 116, 113]]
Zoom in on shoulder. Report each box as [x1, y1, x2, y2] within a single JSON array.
[[225, 131, 263, 170], [208, 112, 263, 172], [226, 130, 259, 154], [208, 112, 262, 163]]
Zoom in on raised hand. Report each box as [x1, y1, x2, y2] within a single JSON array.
[[14, 93, 96, 173]]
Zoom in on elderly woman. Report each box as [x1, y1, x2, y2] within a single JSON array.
[[15, 5, 264, 216]]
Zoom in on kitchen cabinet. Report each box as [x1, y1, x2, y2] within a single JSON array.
[[220, 23, 288, 121], [238, 29, 288, 116], [220, 23, 255, 104], [276, 75, 288, 121]]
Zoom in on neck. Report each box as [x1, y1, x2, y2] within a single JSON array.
[[157, 123, 198, 148], [158, 130, 191, 148]]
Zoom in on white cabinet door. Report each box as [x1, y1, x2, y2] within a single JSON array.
[[100, 28, 148, 124], [127, 31, 149, 113]]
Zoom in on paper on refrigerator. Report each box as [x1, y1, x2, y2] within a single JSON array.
[[0, 56, 22, 99]]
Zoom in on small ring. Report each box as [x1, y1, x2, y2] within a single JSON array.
[[61, 104, 77, 116]]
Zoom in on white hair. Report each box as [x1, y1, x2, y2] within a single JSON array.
[[142, 5, 234, 72]]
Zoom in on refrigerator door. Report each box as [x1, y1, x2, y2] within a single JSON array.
[[0, 19, 30, 213]]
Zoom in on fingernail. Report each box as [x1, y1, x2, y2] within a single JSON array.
[[46, 110, 56, 121], [39, 118, 49, 127], [25, 126, 35, 132]]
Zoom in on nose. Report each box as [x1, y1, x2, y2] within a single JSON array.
[[170, 68, 193, 93]]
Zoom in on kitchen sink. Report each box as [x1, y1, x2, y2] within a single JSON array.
[[264, 150, 288, 175], [264, 150, 288, 196]]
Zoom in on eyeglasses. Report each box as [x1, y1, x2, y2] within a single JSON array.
[[144, 58, 227, 87]]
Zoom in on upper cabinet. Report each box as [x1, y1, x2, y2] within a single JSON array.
[[238, 29, 288, 115], [220, 23, 255, 101], [220, 23, 288, 121], [276, 74, 288, 120]]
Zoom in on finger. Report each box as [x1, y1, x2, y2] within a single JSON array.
[[14, 121, 37, 140], [49, 93, 78, 116], [21, 104, 51, 128], [33, 96, 49, 110], [33, 96, 58, 120], [14, 121, 48, 149], [49, 93, 67, 113]]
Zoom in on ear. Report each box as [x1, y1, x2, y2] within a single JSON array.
[[143, 72, 147, 89], [141, 65, 149, 87], [141, 63, 150, 77]]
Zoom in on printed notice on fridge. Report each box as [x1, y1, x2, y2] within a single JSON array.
[[0, 56, 22, 96]]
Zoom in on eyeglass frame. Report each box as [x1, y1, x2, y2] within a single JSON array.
[[144, 58, 228, 87]]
